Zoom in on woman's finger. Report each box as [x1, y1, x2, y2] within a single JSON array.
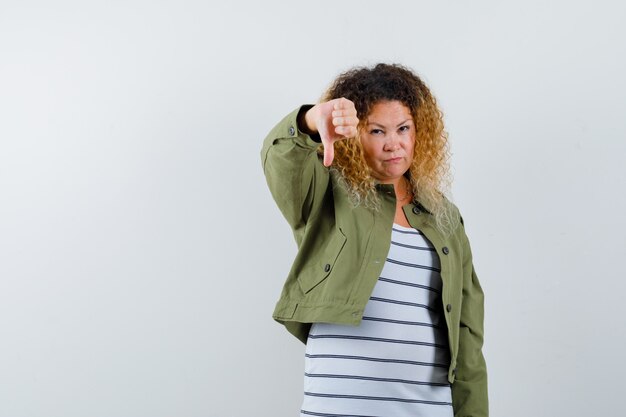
[[332, 116, 345, 126], [335, 96, 356, 109], [332, 108, 357, 118], [335, 125, 357, 137], [322, 139, 335, 167], [333, 115, 358, 126]]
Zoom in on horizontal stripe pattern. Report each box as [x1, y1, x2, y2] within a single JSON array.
[[304, 372, 451, 387], [302, 224, 452, 417], [305, 353, 449, 369]]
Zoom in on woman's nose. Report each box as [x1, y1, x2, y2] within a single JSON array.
[[383, 134, 400, 151]]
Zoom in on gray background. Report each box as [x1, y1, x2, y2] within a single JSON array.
[[1, 0, 625, 416]]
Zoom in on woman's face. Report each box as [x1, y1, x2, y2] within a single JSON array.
[[360, 100, 415, 184]]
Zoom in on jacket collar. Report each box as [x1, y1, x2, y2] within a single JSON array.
[[375, 183, 432, 215]]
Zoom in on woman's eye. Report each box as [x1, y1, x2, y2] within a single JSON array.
[[399, 125, 410, 132], [370, 129, 384, 135]]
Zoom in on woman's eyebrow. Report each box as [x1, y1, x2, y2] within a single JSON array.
[[396, 119, 411, 127], [367, 119, 412, 128]]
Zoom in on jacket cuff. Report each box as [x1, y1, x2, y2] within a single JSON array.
[[275, 105, 322, 149]]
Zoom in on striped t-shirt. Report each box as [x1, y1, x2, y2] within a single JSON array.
[[301, 223, 453, 417]]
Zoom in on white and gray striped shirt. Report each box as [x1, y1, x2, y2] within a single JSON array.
[[301, 224, 453, 417]]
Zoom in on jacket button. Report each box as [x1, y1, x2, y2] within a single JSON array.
[[446, 304, 452, 312], [412, 206, 421, 214], [288, 126, 295, 136], [442, 246, 449, 255], [324, 263, 331, 272]]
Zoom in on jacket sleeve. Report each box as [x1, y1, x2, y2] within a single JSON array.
[[260, 106, 329, 233], [452, 220, 489, 417]]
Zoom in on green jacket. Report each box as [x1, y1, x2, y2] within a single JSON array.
[[261, 107, 488, 417]]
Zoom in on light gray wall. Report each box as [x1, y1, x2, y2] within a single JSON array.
[[1, 1, 624, 416]]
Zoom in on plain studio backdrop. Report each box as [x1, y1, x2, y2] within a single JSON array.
[[1, 1, 625, 416]]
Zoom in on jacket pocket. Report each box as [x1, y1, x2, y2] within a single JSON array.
[[298, 228, 347, 294]]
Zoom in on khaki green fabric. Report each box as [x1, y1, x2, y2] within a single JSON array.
[[261, 106, 488, 417]]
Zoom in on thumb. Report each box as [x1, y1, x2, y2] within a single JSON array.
[[317, 112, 335, 167], [322, 137, 335, 167]]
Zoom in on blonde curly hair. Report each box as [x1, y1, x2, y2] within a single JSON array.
[[319, 63, 457, 233]]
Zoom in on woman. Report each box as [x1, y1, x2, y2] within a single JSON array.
[[261, 63, 488, 417]]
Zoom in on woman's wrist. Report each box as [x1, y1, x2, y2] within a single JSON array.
[[300, 105, 318, 134], [297, 105, 321, 142]]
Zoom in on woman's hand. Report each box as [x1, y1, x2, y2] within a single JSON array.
[[304, 98, 359, 167]]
